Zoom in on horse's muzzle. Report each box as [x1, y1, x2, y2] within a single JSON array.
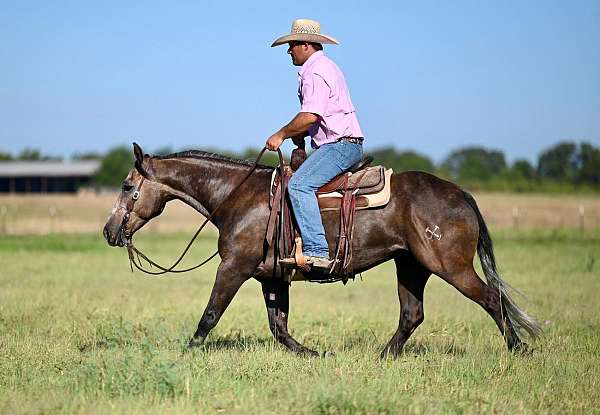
[[103, 220, 128, 247]]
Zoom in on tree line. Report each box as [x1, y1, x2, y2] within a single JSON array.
[[1, 141, 598, 192], [369, 141, 600, 192]]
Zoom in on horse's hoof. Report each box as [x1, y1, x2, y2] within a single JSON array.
[[322, 350, 336, 359], [511, 342, 533, 355], [379, 347, 400, 360], [298, 348, 320, 358], [187, 338, 205, 350]]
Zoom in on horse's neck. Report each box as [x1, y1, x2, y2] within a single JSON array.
[[152, 157, 252, 217]]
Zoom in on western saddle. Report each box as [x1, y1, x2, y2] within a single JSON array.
[[264, 148, 392, 284]]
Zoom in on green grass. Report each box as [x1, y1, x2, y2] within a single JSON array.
[[1, 231, 599, 414]]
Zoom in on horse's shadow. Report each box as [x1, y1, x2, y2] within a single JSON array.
[[83, 332, 468, 357], [402, 341, 467, 357], [187, 335, 275, 352]]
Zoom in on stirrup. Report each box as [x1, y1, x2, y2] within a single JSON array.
[[278, 257, 297, 267], [278, 255, 338, 272], [278, 255, 311, 272]]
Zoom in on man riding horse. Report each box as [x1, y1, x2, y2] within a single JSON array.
[[102, 18, 541, 357], [266, 19, 364, 271]]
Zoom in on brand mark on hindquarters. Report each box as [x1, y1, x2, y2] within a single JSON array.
[[426, 225, 442, 240]]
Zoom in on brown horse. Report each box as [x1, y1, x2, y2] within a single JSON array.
[[103, 143, 541, 357]]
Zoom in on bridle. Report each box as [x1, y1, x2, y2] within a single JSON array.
[[121, 176, 143, 234], [122, 168, 219, 275], [122, 147, 282, 276]]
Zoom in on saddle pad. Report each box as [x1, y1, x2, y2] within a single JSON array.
[[318, 168, 393, 212]]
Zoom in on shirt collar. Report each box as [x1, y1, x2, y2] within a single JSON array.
[[298, 51, 324, 77]]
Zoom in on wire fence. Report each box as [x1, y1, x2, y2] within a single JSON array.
[[0, 193, 598, 236]]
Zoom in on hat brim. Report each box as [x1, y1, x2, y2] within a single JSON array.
[[271, 33, 339, 47]]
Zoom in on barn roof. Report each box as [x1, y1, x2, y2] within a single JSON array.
[[0, 160, 101, 177]]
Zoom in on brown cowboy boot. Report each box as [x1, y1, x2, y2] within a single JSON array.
[[305, 256, 335, 270], [278, 255, 334, 271], [278, 236, 335, 271]]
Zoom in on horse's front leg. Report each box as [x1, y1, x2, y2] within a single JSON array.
[[261, 279, 319, 357], [188, 259, 249, 348]]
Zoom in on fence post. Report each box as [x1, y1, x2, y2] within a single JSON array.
[[579, 205, 585, 237], [0, 205, 6, 234], [49, 205, 57, 233], [512, 206, 519, 230]]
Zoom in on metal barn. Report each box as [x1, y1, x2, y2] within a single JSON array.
[[0, 161, 100, 193]]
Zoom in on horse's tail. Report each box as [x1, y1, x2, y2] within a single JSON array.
[[462, 190, 542, 342]]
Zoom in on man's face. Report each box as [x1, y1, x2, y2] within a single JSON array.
[[287, 41, 312, 66]]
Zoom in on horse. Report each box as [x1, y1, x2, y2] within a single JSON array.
[[103, 143, 541, 358]]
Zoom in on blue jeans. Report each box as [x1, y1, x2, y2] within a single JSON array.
[[288, 140, 363, 258]]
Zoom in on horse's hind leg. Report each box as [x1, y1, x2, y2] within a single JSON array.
[[261, 279, 319, 357], [438, 266, 522, 351], [381, 252, 430, 359]]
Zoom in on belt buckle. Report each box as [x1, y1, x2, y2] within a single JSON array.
[[343, 137, 361, 144]]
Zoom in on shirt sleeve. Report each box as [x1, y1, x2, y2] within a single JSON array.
[[300, 73, 330, 117]]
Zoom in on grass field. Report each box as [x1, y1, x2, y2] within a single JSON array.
[[1, 229, 599, 414]]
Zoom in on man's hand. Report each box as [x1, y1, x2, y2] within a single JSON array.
[[266, 112, 317, 151], [266, 131, 285, 151]]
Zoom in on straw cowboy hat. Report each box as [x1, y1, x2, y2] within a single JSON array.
[[271, 19, 339, 47]]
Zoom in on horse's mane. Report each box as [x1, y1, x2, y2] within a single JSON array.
[[154, 150, 273, 170]]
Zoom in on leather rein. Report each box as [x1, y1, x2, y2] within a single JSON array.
[[123, 147, 283, 276]]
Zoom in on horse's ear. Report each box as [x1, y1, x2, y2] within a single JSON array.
[[133, 142, 144, 164], [132, 142, 150, 178], [135, 160, 148, 178]]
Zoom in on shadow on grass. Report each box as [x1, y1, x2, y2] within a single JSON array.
[[78, 334, 276, 354], [338, 333, 467, 357], [78, 337, 183, 353], [402, 341, 467, 357], [200, 335, 274, 351]]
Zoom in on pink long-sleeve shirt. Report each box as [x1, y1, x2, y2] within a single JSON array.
[[297, 51, 364, 148]]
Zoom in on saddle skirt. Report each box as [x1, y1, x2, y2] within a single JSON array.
[[270, 165, 393, 211]]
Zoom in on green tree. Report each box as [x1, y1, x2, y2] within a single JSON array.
[[153, 146, 174, 157], [442, 146, 506, 182], [490, 159, 537, 192], [576, 142, 600, 186], [241, 147, 282, 167], [537, 142, 577, 181], [368, 147, 435, 173], [95, 146, 134, 187], [16, 148, 62, 161], [18, 148, 43, 160], [511, 159, 536, 180], [0, 151, 12, 161], [72, 151, 102, 160]]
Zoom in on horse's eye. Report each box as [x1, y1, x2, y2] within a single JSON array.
[[122, 183, 134, 192]]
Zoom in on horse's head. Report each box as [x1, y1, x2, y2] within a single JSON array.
[[103, 143, 169, 247]]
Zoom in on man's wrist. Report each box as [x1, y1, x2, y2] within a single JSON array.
[[276, 129, 287, 141]]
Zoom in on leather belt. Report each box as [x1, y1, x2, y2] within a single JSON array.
[[341, 137, 363, 144]]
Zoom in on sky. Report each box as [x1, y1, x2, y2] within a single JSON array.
[[1, 0, 599, 163]]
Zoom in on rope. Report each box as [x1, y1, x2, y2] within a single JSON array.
[[126, 146, 283, 276]]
